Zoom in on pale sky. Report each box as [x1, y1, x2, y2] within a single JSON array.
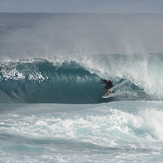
[[0, 0, 163, 13]]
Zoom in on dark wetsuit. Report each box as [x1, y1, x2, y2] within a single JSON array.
[[101, 79, 114, 94], [101, 79, 113, 89], [104, 80, 113, 89]]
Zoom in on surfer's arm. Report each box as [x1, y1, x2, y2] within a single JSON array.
[[100, 78, 107, 83]]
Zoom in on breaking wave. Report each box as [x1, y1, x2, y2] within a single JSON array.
[[0, 54, 158, 103]]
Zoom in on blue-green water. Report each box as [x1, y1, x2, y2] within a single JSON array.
[[0, 13, 163, 162], [0, 57, 152, 103]]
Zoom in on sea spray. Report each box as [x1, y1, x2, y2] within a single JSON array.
[[1, 13, 163, 163]]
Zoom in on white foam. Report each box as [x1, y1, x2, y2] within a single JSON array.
[[0, 101, 163, 162]]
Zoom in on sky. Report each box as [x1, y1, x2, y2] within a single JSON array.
[[0, 0, 163, 13]]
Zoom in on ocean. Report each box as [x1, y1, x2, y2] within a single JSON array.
[[0, 13, 163, 162]]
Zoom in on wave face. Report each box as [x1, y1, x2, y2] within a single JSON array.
[[0, 56, 158, 103], [0, 59, 101, 103]]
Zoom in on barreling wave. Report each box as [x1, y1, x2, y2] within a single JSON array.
[[0, 57, 154, 103], [0, 59, 101, 103]]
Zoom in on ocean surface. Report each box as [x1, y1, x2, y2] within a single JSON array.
[[0, 13, 163, 162]]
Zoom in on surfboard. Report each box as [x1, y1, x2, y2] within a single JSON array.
[[102, 92, 115, 98]]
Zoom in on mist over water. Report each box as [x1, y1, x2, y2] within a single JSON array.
[[1, 13, 163, 60], [1, 13, 163, 163]]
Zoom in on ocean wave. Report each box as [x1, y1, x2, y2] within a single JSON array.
[[0, 57, 153, 103]]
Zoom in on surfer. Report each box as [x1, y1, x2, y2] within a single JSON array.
[[100, 78, 114, 95]]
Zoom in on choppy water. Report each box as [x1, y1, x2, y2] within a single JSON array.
[[0, 13, 163, 162], [1, 102, 163, 162]]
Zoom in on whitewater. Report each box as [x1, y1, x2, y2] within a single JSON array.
[[0, 13, 163, 162]]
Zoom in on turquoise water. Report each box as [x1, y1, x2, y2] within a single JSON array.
[[0, 13, 163, 162], [0, 57, 152, 103]]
